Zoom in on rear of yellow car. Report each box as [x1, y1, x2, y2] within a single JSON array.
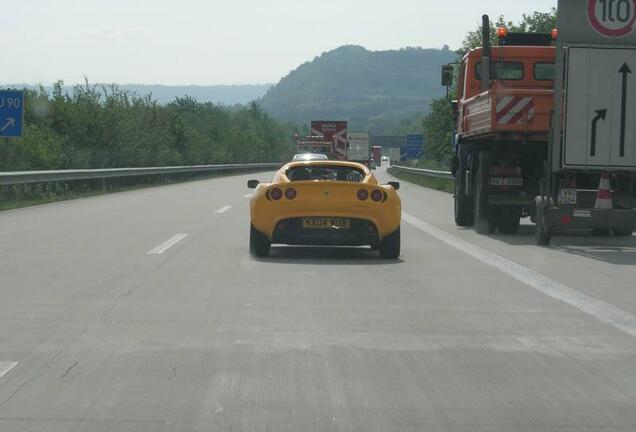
[[247, 162, 401, 258]]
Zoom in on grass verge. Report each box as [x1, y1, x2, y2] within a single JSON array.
[[387, 167, 453, 193]]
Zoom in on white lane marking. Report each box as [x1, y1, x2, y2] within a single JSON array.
[[243, 194, 253, 198], [146, 233, 188, 255], [214, 205, 232, 214], [402, 212, 636, 339], [0, 361, 18, 379]]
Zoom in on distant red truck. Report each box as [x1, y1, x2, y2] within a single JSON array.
[[371, 146, 382, 166], [311, 121, 348, 160]]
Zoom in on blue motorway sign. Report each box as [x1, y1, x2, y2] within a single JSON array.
[[0, 90, 24, 138], [406, 134, 424, 160]]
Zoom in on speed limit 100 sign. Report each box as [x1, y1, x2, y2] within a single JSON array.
[[588, 0, 636, 37]]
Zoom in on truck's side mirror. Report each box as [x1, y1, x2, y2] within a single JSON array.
[[247, 180, 260, 189], [388, 181, 400, 190], [441, 64, 454, 87]]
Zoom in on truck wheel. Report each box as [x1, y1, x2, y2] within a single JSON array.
[[473, 158, 495, 235], [379, 227, 400, 259], [535, 224, 552, 246], [534, 198, 552, 246], [454, 178, 474, 226], [497, 207, 521, 235], [250, 224, 271, 257]]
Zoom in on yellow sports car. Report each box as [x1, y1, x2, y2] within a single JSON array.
[[247, 160, 401, 258]]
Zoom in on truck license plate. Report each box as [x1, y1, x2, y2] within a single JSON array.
[[489, 177, 523, 186], [558, 188, 577, 204]]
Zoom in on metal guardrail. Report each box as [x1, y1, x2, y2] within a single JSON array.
[[0, 163, 281, 186], [389, 165, 453, 180]]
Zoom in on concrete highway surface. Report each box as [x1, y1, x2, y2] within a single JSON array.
[[1, 167, 635, 431]]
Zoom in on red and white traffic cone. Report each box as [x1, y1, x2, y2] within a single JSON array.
[[594, 172, 613, 210]]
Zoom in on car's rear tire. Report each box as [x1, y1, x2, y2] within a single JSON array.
[[249, 224, 270, 257], [379, 227, 400, 259]]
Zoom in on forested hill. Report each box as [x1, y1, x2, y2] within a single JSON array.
[[259, 45, 456, 125]]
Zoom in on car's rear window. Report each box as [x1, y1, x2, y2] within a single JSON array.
[[286, 165, 365, 182]]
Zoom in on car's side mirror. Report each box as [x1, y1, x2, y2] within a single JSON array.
[[388, 181, 400, 190], [247, 180, 260, 189]]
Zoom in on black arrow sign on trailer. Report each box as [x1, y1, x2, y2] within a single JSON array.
[[619, 63, 631, 158], [590, 108, 607, 157]]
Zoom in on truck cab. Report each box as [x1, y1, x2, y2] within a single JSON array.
[[456, 44, 555, 140]]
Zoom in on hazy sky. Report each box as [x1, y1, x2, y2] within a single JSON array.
[[5, 0, 556, 86]]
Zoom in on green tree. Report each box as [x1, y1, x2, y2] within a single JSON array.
[[459, 8, 557, 54], [0, 82, 296, 172], [422, 99, 454, 166]]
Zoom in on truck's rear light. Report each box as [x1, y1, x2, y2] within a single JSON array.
[[551, 28, 558, 40], [284, 188, 297, 200], [371, 190, 383, 202], [357, 189, 369, 201], [497, 26, 508, 39], [269, 188, 283, 200]]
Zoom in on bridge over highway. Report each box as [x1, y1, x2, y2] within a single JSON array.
[[0, 167, 635, 431]]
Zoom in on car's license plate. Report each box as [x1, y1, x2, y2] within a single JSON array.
[[302, 217, 350, 229]]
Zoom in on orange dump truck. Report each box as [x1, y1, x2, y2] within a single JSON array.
[[444, 17, 558, 235]]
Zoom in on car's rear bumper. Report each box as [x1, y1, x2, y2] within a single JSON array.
[[270, 217, 380, 246]]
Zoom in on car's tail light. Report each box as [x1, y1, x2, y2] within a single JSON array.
[[357, 189, 369, 201], [285, 188, 297, 200], [269, 188, 283, 200], [371, 189, 384, 202]]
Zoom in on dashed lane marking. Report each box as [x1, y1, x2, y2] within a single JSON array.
[[145, 233, 188, 255], [243, 194, 253, 198], [402, 212, 636, 339], [214, 205, 232, 214], [0, 362, 18, 380]]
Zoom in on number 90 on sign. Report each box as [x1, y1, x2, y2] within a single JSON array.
[[0, 98, 21, 109]]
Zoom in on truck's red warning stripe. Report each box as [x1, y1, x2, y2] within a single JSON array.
[[496, 96, 535, 125]]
